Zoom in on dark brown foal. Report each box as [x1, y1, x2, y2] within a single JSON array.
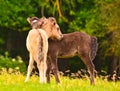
[[46, 32, 98, 85]]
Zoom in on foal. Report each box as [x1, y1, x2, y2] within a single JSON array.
[[28, 17, 98, 85], [25, 17, 63, 83], [47, 32, 98, 85]]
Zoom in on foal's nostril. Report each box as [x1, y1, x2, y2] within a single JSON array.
[[58, 34, 63, 40], [61, 34, 63, 38]]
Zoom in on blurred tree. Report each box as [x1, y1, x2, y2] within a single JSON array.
[[0, 0, 120, 78], [95, 0, 120, 79]]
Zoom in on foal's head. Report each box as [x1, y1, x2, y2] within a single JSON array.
[[27, 16, 63, 40]]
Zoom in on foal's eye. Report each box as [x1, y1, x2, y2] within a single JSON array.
[[57, 27, 59, 30]]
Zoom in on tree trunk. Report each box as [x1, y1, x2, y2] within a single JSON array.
[[93, 55, 102, 73], [6, 30, 28, 62]]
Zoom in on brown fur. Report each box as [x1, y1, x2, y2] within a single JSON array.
[[25, 17, 63, 83], [46, 32, 98, 85]]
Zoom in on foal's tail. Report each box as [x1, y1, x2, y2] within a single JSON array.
[[90, 36, 98, 61], [37, 29, 44, 61], [37, 29, 48, 62]]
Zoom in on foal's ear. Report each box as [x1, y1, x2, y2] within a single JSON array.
[[37, 17, 47, 26], [27, 17, 39, 25], [48, 17, 56, 26], [32, 17, 47, 29]]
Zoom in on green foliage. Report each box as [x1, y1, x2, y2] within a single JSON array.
[[0, 52, 26, 73], [0, 0, 37, 31], [94, 0, 120, 58]]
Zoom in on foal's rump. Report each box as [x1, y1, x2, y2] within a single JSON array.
[[26, 29, 48, 61]]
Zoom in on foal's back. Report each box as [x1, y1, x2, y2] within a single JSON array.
[[48, 32, 91, 58]]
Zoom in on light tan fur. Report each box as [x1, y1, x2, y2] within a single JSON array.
[[25, 17, 63, 83], [25, 29, 48, 83]]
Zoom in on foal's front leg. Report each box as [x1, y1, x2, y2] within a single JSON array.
[[51, 58, 60, 84], [46, 60, 51, 83], [25, 53, 34, 82]]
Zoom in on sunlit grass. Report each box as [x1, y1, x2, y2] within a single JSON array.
[[0, 72, 120, 91]]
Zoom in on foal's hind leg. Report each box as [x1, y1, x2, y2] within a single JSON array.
[[37, 60, 47, 83], [25, 53, 34, 82], [37, 61, 44, 83], [80, 55, 95, 85], [87, 61, 95, 85]]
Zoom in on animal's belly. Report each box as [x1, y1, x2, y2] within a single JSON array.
[[58, 50, 77, 58]]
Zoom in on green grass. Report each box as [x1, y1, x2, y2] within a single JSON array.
[[0, 73, 119, 91]]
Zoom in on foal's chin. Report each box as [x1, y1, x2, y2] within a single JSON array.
[[51, 36, 63, 41]]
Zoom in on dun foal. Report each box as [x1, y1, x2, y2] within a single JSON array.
[[28, 17, 98, 85], [25, 17, 63, 83]]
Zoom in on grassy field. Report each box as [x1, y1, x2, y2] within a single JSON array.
[[0, 72, 119, 91]]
